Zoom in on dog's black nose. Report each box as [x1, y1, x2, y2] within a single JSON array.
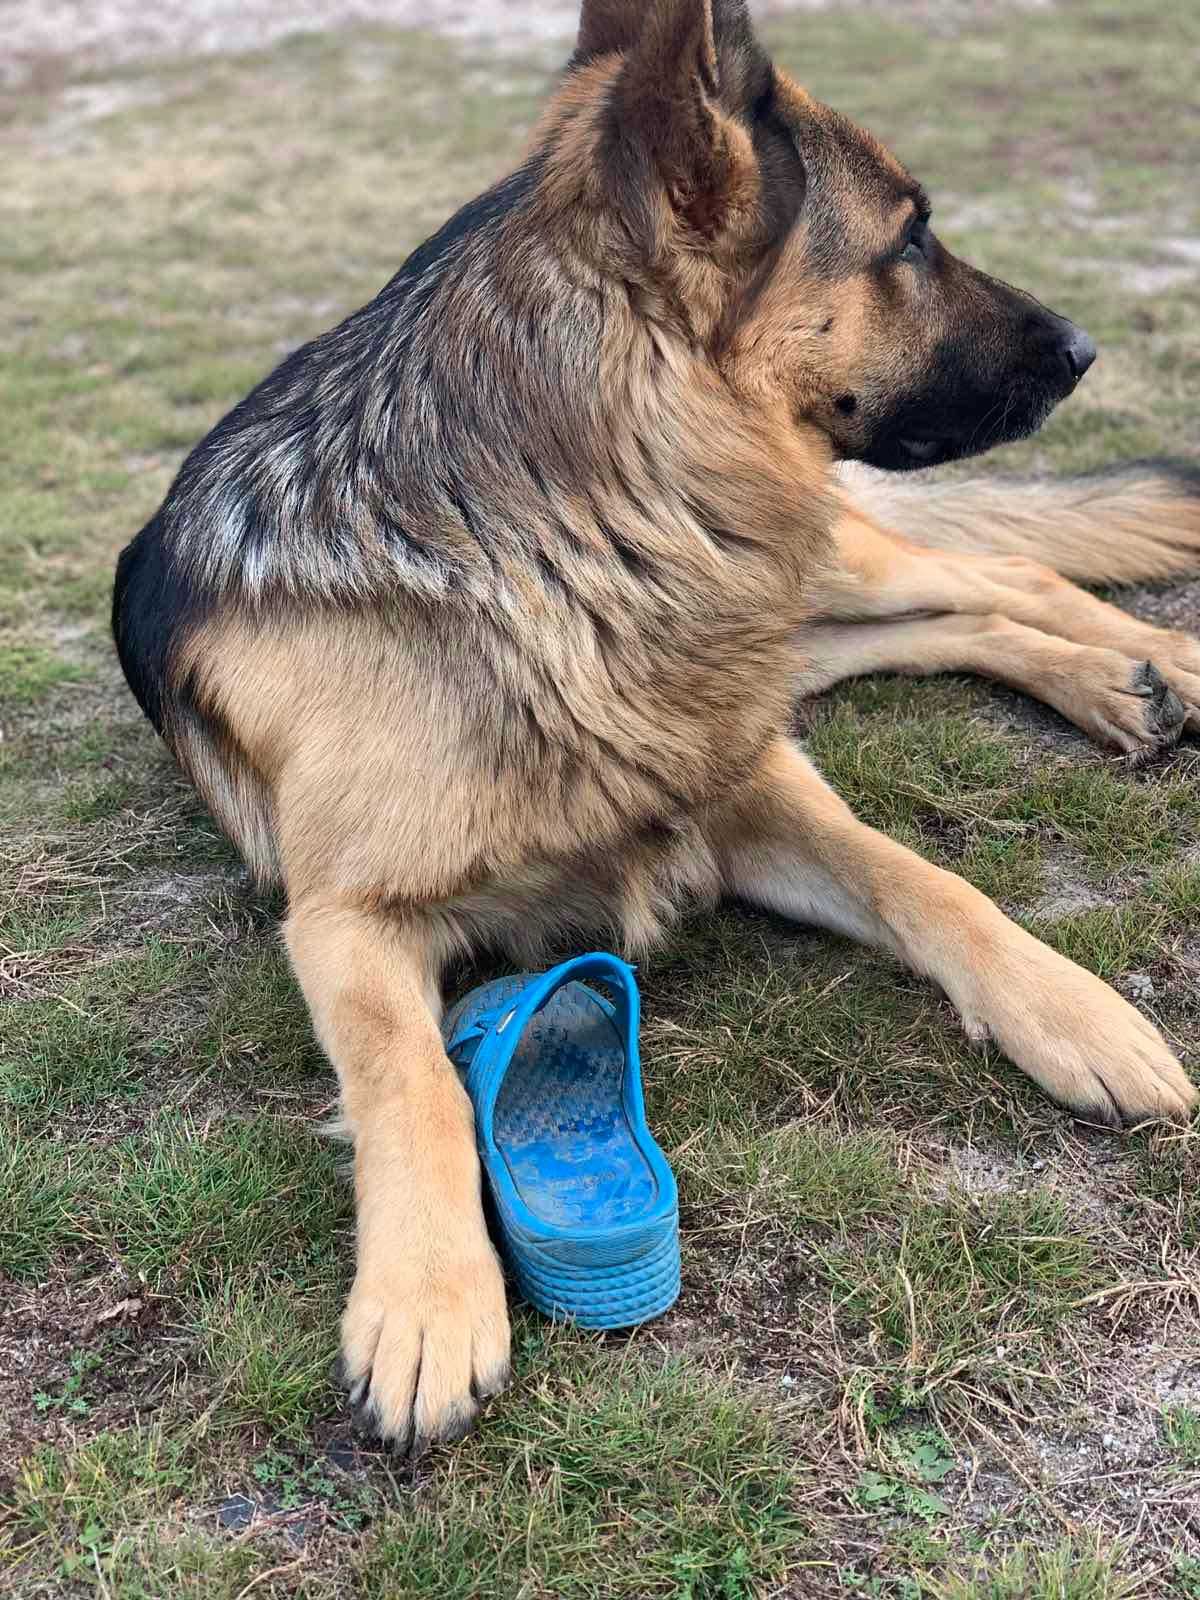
[[1060, 324, 1097, 383]]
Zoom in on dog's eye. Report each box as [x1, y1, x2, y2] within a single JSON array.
[[898, 220, 928, 265]]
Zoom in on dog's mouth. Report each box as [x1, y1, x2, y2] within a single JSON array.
[[898, 435, 945, 466], [860, 385, 1062, 474], [860, 430, 964, 473]]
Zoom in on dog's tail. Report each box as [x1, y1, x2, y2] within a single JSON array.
[[842, 458, 1200, 585]]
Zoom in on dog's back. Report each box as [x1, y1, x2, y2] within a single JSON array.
[[113, 28, 830, 927]]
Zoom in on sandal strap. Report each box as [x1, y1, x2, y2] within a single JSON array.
[[444, 1003, 511, 1062], [446, 954, 641, 1130]]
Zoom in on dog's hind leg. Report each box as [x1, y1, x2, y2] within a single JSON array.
[[950, 562, 1200, 732], [710, 738, 1197, 1125], [799, 612, 1188, 759], [809, 503, 1200, 743], [284, 897, 510, 1452]]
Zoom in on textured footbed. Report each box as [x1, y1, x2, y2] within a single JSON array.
[[491, 983, 660, 1230]]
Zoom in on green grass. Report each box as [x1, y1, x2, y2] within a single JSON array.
[[193, 1274, 339, 1440], [824, 1190, 1100, 1405], [1027, 904, 1168, 980], [0, 940, 199, 1137], [0, 938, 323, 1149], [360, 1347, 804, 1600], [0, 641, 81, 706], [0, 1130, 78, 1280], [91, 1115, 349, 1290], [5, 1426, 264, 1600], [0, 1115, 350, 1295], [1162, 1405, 1200, 1469], [2, 1, 1199, 1595], [1010, 767, 1200, 876], [807, 686, 1200, 897], [194, 945, 326, 1083], [0, 1001, 140, 1133], [1148, 862, 1200, 922], [928, 1539, 1140, 1599], [5, 1347, 802, 1600], [59, 771, 146, 824], [676, 1124, 909, 1229]]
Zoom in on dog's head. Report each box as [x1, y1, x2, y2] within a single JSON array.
[[565, 0, 1094, 470]]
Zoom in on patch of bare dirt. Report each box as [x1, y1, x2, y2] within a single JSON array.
[[1122, 579, 1200, 637], [0, 1270, 178, 1486], [1027, 868, 1113, 921], [983, 1337, 1200, 1565]]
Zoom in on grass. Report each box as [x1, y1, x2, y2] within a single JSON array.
[[0, 1114, 349, 1289], [1027, 904, 1168, 980], [1162, 1405, 1200, 1469], [676, 1124, 910, 1228], [192, 1275, 339, 1440], [928, 1539, 1140, 1599], [825, 1191, 1099, 1403], [806, 685, 1200, 898], [1136, 1124, 1200, 1249], [7, 1426, 261, 1599], [1, 0, 1199, 1595], [5, 1343, 802, 1599], [90, 1115, 349, 1289], [0, 1000, 141, 1132], [0, 1129, 77, 1280], [359, 1346, 804, 1600], [0, 641, 82, 706]]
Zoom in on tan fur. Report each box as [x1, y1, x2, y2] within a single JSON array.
[[113, 0, 1199, 1455], [803, 491, 1200, 753], [842, 463, 1200, 584], [711, 739, 1194, 1125], [284, 902, 509, 1445]]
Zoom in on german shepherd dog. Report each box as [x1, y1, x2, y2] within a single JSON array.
[[113, 0, 1200, 1451]]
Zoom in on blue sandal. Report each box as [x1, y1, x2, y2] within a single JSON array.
[[442, 953, 680, 1330]]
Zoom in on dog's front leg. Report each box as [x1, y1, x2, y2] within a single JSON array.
[[285, 898, 510, 1450], [709, 738, 1196, 1126]]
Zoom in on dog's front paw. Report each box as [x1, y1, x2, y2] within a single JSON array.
[[339, 1223, 510, 1453], [1064, 655, 1187, 759], [958, 928, 1197, 1127]]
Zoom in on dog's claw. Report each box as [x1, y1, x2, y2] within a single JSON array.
[[1098, 658, 1190, 762], [1132, 661, 1187, 736], [337, 1231, 511, 1454]]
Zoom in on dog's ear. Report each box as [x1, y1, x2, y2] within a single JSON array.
[[612, 0, 764, 242], [577, 0, 755, 61], [576, 0, 644, 61]]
